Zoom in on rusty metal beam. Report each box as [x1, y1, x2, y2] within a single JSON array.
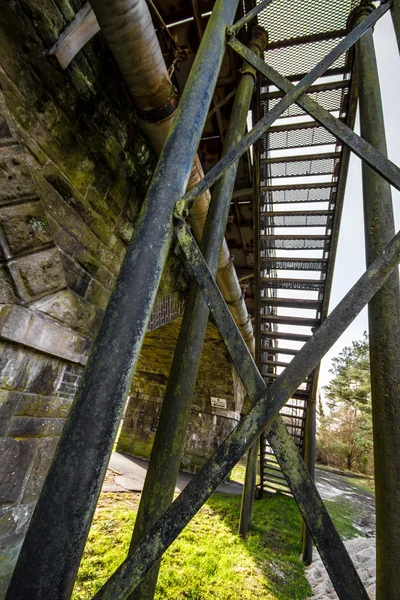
[[90, 218, 400, 600]]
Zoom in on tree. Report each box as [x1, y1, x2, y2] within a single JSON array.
[[324, 332, 370, 412], [317, 333, 373, 473]]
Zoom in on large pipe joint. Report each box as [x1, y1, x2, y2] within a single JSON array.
[[347, 2, 375, 30]]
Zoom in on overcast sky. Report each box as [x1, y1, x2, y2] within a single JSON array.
[[318, 10, 400, 391]]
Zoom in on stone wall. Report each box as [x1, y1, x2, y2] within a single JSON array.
[[117, 318, 245, 473], [0, 1, 187, 594]]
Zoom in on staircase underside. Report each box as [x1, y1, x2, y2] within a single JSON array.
[[255, 0, 358, 494]]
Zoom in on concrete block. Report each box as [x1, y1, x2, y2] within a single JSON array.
[[7, 416, 65, 438], [14, 393, 72, 418], [0, 391, 19, 435], [0, 267, 16, 303]]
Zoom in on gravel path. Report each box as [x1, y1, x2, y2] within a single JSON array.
[[306, 538, 376, 599]]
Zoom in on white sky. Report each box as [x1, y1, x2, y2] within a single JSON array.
[[318, 11, 400, 391]]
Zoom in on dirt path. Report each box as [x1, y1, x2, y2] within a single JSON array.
[[315, 467, 375, 536]]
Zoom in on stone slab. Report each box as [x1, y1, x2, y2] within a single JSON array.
[[0, 304, 90, 364]]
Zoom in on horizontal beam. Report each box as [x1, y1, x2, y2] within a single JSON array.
[[261, 314, 319, 327]]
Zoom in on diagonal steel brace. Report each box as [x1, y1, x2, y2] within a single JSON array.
[[227, 35, 400, 192], [177, 0, 393, 210], [93, 220, 400, 600], [175, 222, 368, 600]]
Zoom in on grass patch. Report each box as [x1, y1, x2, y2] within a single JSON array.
[[343, 476, 375, 495], [73, 492, 311, 600], [323, 497, 363, 540], [229, 458, 261, 487]]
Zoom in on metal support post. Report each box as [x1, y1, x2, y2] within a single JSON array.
[[301, 381, 317, 564], [239, 442, 258, 537], [5, 2, 240, 598], [93, 222, 400, 600], [239, 73, 263, 536], [350, 4, 400, 598], [126, 27, 267, 599], [391, 0, 400, 52]]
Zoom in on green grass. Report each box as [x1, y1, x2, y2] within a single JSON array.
[[324, 497, 363, 540], [343, 476, 375, 495], [73, 492, 311, 600]]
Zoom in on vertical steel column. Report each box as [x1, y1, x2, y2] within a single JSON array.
[[237, 34, 267, 539], [350, 4, 400, 599], [391, 0, 400, 53], [5, 2, 239, 598], [126, 27, 267, 600], [301, 382, 317, 564]]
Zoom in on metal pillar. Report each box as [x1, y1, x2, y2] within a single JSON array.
[[301, 384, 317, 564], [351, 4, 400, 599], [126, 27, 267, 599], [237, 31, 268, 540], [94, 219, 400, 600], [391, 0, 400, 53], [5, 2, 240, 598]]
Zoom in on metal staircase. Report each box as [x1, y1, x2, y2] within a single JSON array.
[[257, 1, 358, 494]]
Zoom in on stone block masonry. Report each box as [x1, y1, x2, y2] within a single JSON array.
[[0, 1, 188, 595], [117, 319, 246, 474]]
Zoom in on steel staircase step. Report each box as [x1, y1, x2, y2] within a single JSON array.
[[260, 296, 323, 309], [260, 346, 299, 356], [261, 277, 325, 291], [261, 258, 328, 272], [261, 330, 311, 342], [261, 314, 320, 327], [261, 234, 330, 251], [261, 210, 334, 228]]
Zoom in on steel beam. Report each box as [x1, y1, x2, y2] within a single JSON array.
[[229, 0, 275, 35], [125, 27, 266, 600], [4, 2, 240, 598], [92, 220, 400, 600], [226, 39, 400, 193], [351, 5, 400, 598], [179, 2, 391, 208], [391, 0, 400, 52]]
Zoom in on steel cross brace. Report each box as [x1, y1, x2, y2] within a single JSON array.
[[93, 219, 400, 600], [227, 35, 400, 190], [174, 0, 397, 217]]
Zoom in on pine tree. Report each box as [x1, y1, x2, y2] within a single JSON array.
[[318, 332, 373, 473]]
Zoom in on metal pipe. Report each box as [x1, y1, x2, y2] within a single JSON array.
[[5, 2, 239, 598], [350, 4, 400, 598], [93, 220, 400, 600], [126, 27, 267, 599], [88, 0, 254, 352]]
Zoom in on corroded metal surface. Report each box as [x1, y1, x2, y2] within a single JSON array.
[[91, 220, 400, 599], [5, 1, 241, 598]]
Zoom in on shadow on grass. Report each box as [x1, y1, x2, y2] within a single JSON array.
[[73, 491, 311, 600]]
